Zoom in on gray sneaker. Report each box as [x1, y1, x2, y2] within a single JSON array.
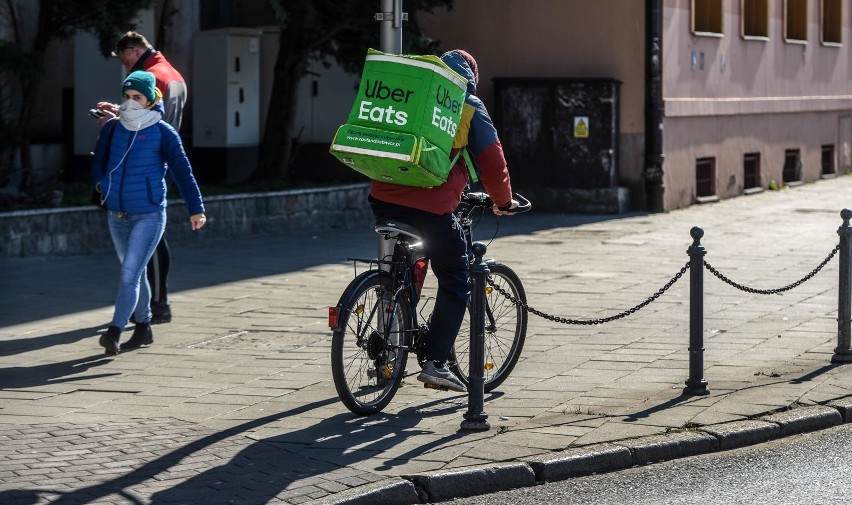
[[417, 361, 467, 393]]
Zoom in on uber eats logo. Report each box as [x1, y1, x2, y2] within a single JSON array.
[[432, 85, 461, 137], [357, 79, 462, 137], [358, 80, 413, 126]]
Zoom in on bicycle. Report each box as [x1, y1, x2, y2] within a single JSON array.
[[329, 191, 532, 415]]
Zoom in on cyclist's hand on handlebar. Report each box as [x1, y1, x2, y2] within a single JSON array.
[[492, 199, 519, 216]]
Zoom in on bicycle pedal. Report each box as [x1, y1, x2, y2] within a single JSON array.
[[424, 383, 450, 391]]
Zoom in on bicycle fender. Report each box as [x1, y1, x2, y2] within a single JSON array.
[[330, 269, 394, 333]]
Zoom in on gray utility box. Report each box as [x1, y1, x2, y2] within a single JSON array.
[[193, 27, 262, 148], [493, 77, 621, 190]]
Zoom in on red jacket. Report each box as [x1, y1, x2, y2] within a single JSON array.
[[371, 50, 512, 215], [134, 51, 187, 130]]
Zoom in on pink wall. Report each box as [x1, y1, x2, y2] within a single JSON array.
[[420, 0, 647, 134], [662, 0, 852, 209], [664, 0, 852, 102]]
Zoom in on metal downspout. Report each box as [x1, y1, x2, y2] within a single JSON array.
[[645, 0, 665, 212]]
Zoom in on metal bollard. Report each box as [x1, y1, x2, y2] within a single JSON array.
[[461, 242, 491, 431], [833, 209, 852, 363], [684, 226, 709, 395]]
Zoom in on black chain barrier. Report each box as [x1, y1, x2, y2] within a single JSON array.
[[703, 244, 839, 295], [488, 244, 838, 324], [487, 262, 691, 325]]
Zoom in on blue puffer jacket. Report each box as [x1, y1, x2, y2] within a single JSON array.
[[91, 105, 204, 217]]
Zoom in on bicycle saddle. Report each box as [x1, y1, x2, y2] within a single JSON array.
[[374, 220, 423, 242]]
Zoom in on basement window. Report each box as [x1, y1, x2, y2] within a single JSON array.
[[783, 149, 802, 183], [744, 152, 761, 190], [742, 0, 769, 39], [693, 0, 724, 36], [822, 144, 836, 176], [696, 157, 716, 198]]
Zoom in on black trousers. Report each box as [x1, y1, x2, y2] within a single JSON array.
[[369, 196, 470, 363], [146, 235, 170, 304]]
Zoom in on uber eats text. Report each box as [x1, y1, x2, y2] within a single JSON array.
[[358, 80, 462, 136]]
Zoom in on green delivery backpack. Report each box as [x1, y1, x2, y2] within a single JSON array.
[[329, 49, 476, 187]]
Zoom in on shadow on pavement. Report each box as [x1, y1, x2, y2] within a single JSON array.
[[790, 364, 839, 384], [1, 212, 639, 328], [0, 325, 105, 358], [0, 352, 119, 390], [0, 489, 44, 505], [25, 395, 473, 504], [622, 394, 694, 422]]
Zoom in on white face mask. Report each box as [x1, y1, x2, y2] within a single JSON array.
[[120, 98, 145, 113], [118, 97, 161, 131]]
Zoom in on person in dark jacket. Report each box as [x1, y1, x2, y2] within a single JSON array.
[[369, 49, 518, 392], [91, 71, 206, 356], [95, 31, 189, 323]]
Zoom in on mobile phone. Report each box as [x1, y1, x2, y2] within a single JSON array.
[[88, 108, 105, 119]]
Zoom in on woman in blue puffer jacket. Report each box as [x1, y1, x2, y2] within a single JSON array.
[[91, 70, 206, 356]]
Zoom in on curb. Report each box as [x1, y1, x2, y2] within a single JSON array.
[[526, 442, 631, 482], [312, 478, 419, 505], [761, 405, 842, 436], [616, 431, 718, 465], [332, 401, 852, 504], [405, 463, 536, 503], [700, 419, 780, 450]]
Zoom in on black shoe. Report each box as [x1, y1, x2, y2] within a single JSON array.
[[121, 323, 153, 351], [151, 302, 171, 324], [99, 326, 121, 356]]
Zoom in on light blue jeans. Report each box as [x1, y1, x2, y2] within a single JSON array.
[[107, 209, 166, 330]]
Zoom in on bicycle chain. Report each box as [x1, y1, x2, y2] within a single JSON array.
[[486, 262, 690, 325], [703, 244, 839, 295]]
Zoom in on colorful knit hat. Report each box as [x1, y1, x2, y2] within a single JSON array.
[[122, 70, 157, 104]]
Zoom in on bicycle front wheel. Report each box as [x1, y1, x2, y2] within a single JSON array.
[[451, 262, 527, 392], [331, 270, 411, 415]]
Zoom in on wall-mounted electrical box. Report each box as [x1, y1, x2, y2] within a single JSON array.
[[192, 27, 261, 148]]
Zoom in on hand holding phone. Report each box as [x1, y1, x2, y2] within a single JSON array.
[[88, 108, 105, 119]]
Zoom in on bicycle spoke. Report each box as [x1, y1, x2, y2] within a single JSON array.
[[332, 271, 411, 415]]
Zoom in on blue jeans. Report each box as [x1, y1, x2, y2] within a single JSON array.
[[107, 209, 166, 330], [369, 197, 470, 363]]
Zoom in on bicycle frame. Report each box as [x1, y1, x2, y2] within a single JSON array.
[[382, 237, 426, 360]]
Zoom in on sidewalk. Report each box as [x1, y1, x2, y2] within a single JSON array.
[[3, 177, 852, 504]]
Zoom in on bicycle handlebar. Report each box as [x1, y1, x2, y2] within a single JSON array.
[[460, 192, 532, 214]]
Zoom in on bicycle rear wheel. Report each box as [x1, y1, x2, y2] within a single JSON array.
[[331, 271, 411, 415], [450, 262, 527, 392]]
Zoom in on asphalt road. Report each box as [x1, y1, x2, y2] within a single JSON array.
[[449, 424, 852, 504]]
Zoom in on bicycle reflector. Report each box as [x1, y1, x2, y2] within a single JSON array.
[[328, 307, 339, 328]]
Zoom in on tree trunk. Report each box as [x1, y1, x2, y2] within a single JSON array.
[[256, 47, 308, 181], [15, 71, 40, 192], [15, 1, 52, 194]]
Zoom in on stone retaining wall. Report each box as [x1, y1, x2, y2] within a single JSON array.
[[0, 184, 372, 257]]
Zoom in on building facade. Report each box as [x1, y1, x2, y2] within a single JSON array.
[[9, 1, 851, 211], [422, 0, 852, 210]]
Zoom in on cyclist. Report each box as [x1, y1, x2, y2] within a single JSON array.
[[369, 49, 519, 392]]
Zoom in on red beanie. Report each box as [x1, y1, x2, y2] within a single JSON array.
[[453, 49, 479, 85]]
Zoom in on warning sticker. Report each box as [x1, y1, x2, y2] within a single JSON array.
[[574, 116, 589, 138]]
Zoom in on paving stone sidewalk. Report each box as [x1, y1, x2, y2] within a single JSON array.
[[3, 177, 852, 504]]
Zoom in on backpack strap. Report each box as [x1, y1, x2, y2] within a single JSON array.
[[449, 147, 479, 183]]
